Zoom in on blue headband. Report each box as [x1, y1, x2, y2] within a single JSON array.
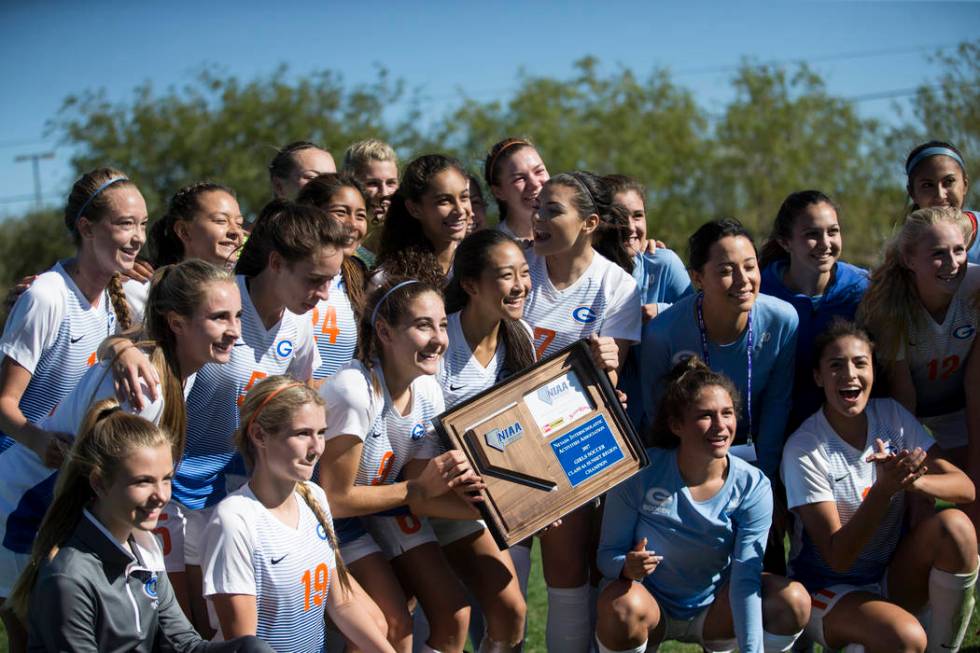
[[370, 279, 420, 327], [74, 176, 129, 225], [906, 147, 966, 177]]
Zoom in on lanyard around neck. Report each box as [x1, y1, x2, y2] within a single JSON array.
[[696, 292, 754, 442]]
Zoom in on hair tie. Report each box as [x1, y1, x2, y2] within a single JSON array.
[[370, 279, 419, 327], [74, 176, 129, 225], [906, 146, 966, 176], [569, 174, 598, 213], [487, 139, 530, 184], [245, 382, 305, 434]]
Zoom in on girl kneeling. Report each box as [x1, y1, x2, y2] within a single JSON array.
[[596, 358, 809, 653], [781, 321, 977, 652]]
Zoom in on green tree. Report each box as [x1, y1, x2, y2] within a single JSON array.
[[0, 208, 72, 287], [703, 62, 900, 265], [51, 65, 418, 218]]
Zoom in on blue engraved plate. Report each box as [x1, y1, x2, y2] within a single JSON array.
[[549, 414, 625, 488]]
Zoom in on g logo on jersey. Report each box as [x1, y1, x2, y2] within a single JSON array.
[[276, 340, 294, 359], [954, 325, 975, 340], [317, 523, 328, 541], [143, 575, 159, 599], [572, 306, 598, 324], [411, 423, 426, 441], [642, 487, 673, 514]]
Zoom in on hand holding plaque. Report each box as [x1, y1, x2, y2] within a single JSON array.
[[432, 340, 649, 548]]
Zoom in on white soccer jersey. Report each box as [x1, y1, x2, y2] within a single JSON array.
[[320, 360, 444, 488], [781, 399, 935, 591], [311, 275, 358, 381], [0, 262, 117, 454], [437, 311, 534, 409], [122, 278, 149, 325], [178, 275, 320, 510], [0, 361, 188, 575], [901, 264, 980, 448], [202, 482, 337, 653], [522, 249, 641, 360]]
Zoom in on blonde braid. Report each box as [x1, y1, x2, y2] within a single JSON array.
[[107, 272, 134, 333], [295, 482, 352, 595]]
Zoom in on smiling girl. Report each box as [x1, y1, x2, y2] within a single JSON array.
[[860, 207, 980, 463], [640, 219, 798, 483], [781, 321, 977, 652], [374, 155, 472, 286], [904, 141, 978, 263], [7, 403, 272, 652], [319, 279, 485, 653], [0, 259, 240, 640], [597, 357, 808, 653], [760, 190, 868, 433], [296, 172, 368, 380], [0, 168, 142, 460], [203, 376, 393, 653], [521, 170, 641, 653], [484, 138, 549, 241]]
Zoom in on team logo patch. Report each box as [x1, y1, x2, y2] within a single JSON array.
[[411, 423, 426, 441], [317, 523, 328, 541], [642, 487, 673, 514], [572, 306, 598, 324], [276, 339, 294, 358], [485, 421, 524, 452], [954, 325, 975, 340], [143, 575, 158, 599]]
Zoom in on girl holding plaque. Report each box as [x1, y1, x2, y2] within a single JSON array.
[[523, 170, 641, 653], [781, 321, 977, 652], [596, 357, 809, 653], [318, 278, 486, 653]]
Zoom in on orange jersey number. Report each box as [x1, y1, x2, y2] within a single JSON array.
[[927, 355, 961, 381], [533, 327, 556, 359], [238, 370, 268, 406], [311, 306, 340, 345], [301, 562, 330, 612]]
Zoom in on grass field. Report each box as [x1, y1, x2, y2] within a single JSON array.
[[2, 541, 980, 651]]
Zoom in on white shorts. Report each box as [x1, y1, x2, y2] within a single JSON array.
[[151, 501, 189, 573], [183, 504, 216, 566], [363, 513, 437, 560], [651, 604, 736, 653], [430, 517, 486, 547], [339, 532, 383, 565], [806, 579, 889, 648]]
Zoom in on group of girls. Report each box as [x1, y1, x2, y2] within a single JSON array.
[[0, 134, 976, 653]]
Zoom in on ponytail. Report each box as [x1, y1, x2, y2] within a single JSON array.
[[6, 401, 172, 622], [107, 272, 134, 333]]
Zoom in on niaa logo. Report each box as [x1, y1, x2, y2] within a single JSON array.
[[276, 340, 294, 358], [572, 306, 598, 324], [317, 523, 328, 541], [536, 380, 570, 406], [411, 423, 426, 441], [485, 421, 524, 452], [954, 324, 975, 340]]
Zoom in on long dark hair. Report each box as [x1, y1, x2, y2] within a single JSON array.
[[235, 199, 349, 277], [375, 154, 468, 286], [296, 173, 369, 316], [545, 171, 634, 274], [357, 278, 443, 369], [445, 230, 535, 375], [759, 190, 838, 269]]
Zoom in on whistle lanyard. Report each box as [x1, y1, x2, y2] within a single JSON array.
[[696, 292, 754, 442]]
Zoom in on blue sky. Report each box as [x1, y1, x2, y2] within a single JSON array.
[[1, 1, 977, 217]]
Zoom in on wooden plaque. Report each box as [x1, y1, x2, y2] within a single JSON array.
[[432, 340, 649, 548]]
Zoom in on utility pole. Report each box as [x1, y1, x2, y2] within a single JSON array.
[[14, 151, 55, 211]]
